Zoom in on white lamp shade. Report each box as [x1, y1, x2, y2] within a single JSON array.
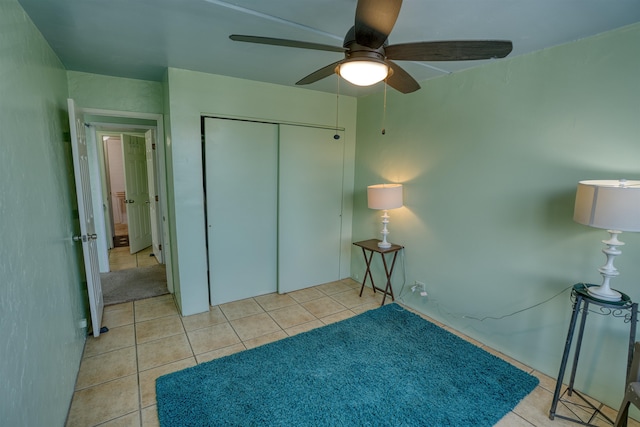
[[368, 184, 403, 210], [338, 60, 389, 87], [574, 180, 640, 232]]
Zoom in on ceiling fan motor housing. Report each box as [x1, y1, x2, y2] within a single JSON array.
[[339, 26, 393, 78]]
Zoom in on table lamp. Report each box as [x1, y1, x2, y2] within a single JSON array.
[[573, 179, 640, 301], [368, 184, 403, 249]]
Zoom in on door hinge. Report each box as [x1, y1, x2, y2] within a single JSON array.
[[152, 143, 156, 150], [159, 244, 162, 251], [155, 195, 159, 202]]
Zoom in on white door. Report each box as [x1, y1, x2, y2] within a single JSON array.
[[278, 125, 345, 293], [204, 118, 278, 305], [68, 99, 104, 337], [121, 134, 152, 254], [145, 130, 163, 263], [86, 126, 111, 273]]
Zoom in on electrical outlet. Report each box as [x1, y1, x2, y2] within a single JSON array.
[[414, 281, 427, 297]]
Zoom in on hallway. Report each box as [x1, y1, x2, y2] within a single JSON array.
[[109, 246, 158, 272]]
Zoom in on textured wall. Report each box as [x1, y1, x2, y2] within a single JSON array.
[[352, 23, 640, 407], [67, 70, 164, 114], [0, 1, 87, 425]]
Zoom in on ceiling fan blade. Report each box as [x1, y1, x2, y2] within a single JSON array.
[[355, 0, 403, 49], [230, 35, 345, 53], [386, 40, 513, 61], [385, 60, 420, 94], [296, 60, 344, 85]]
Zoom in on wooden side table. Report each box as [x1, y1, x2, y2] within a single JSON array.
[[353, 239, 404, 305]]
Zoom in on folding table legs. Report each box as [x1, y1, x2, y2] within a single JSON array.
[[358, 247, 399, 305]]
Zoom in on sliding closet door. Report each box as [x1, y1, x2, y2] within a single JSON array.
[[204, 118, 278, 305], [278, 125, 345, 293]]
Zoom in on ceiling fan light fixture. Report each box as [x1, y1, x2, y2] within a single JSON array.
[[338, 60, 389, 86]]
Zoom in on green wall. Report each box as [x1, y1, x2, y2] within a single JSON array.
[[0, 1, 87, 425], [352, 23, 640, 407], [165, 68, 358, 315], [67, 71, 164, 114]]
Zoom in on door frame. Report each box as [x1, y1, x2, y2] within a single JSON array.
[[145, 129, 163, 264], [202, 115, 348, 304], [82, 108, 173, 293]]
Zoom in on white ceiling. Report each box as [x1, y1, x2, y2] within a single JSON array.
[[17, 0, 640, 97]]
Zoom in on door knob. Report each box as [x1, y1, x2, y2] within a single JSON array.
[[72, 234, 98, 242]]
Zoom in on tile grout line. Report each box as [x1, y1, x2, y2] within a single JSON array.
[[84, 302, 140, 427], [220, 300, 249, 355], [133, 299, 143, 427], [179, 305, 200, 364]]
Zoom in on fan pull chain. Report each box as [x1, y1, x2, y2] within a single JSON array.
[[381, 80, 387, 135], [334, 77, 341, 140]]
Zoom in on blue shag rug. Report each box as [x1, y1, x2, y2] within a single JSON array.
[[156, 304, 538, 426]]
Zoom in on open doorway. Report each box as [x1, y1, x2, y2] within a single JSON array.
[[103, 134, 130, 250], [78, 108, 173, 306], [92, 125, 169, 305], [101, 132, 159, 272]]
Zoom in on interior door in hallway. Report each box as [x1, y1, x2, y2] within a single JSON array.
[[278, 125, 345, 293], [145, 129, 163, 264], [204, 118, 278, 306], [121, 134, 152, 254], [68, 98, 104, 337]]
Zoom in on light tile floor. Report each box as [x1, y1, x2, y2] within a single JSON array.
[[65, 279, 638, 427], [109, 246, 158, 271]]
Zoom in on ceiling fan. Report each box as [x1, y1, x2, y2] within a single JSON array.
[[230, 0, 513, 94]]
